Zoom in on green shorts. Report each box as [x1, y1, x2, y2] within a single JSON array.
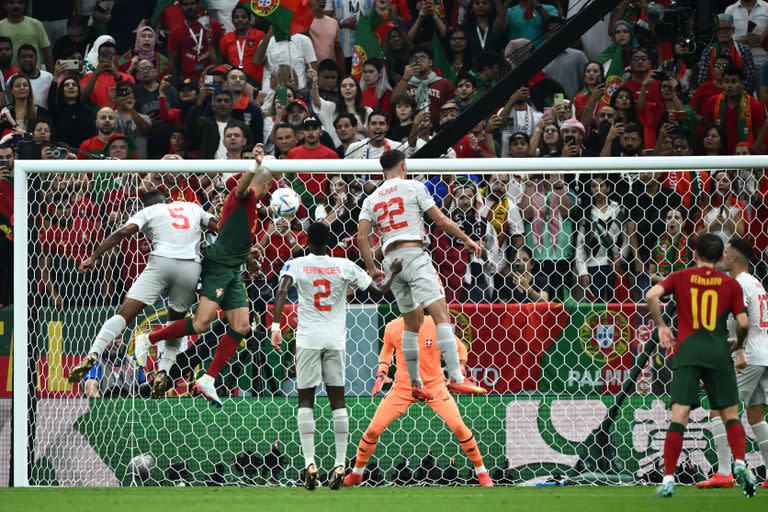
[[670, 365, 739, 410], [199, 260, 247, 311]]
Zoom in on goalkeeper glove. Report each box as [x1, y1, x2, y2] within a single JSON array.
[[371, 368, 392, 396]]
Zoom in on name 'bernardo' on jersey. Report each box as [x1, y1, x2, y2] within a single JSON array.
[[691, 275, 723, 286]]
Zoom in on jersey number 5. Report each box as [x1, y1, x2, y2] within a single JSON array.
[[373, 197, 409, 233], [313, 279, 331, 312], [168, 206, 190, 230], [691, 288, 718, 331]]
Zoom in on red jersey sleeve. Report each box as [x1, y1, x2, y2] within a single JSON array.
[[660, 270, 678, 295]]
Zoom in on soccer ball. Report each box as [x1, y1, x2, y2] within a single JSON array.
[[128, 453, 156, 482], [270, 188, 301, 218]]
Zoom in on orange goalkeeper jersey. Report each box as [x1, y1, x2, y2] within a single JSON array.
[[381, 316, 468, 390]]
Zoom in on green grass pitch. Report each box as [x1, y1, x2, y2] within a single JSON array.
[[0, 486, 766, 512]]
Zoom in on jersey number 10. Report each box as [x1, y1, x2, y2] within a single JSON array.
[[691, 288, 718, 331]]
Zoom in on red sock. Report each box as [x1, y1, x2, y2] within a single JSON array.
[[663, 423, 684, 476], [725, 419, 746, 461], [149, 318, 194, 343], [206, 333, 241, 379]]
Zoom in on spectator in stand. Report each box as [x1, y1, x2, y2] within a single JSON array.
[[470, 50, 503, 97], [542, 17, 587, 99], [89, 1, 114, 37], [445, 27, 471, 78], [0, 74, 48, 134], [648, 207, 692, 285], [308, 69, 371, 146], [0, 37, 19, 87], [462, 0, 508, 60], [78, 107, 117, 158], [408, 0, 446, 46], [497, 245, 550, 302], [219, 4, 266, 86], [697, 170, 747, 245], [271, 123, 299, 160], [225, 67, 264, 142], [52, 15, 97, 62], [0, 0, 54, 71], [392, 47, 455, 126], [703, 64, 766, 154], [624, 171, 679, 299], [119, 25, 174, 78], [159, 76, 198, 128], [574, 174, 628, 302], [529, 117, 562, 157], [168, 0, 225, 82], [168, 127, 194, 158], [325, 0, 368, 65], [697, 13, 756, 94], [383, 24, 411, 84], [496, 0, 557, 48], [18, 45, 53, 110], [595, 19, 636, 76], [333, 113, 358, 158], [114, 83, 153, 159], [262, 89, 294, 153], [287, 115, 337, 209], [638, 75, 693, 150], [308, 0, 344, 70], [315, 175, 362, 259], [361, 59, 393, 115], [609, 86, 638, 128], [254, 25, 318, 94], [386, 93, 416, 143], [601, 120, 644, 157], [665, 135, 712, 214], [133, 60, 166, 136], [725, 0, 768, 76], [497, 86, 542, 150], [574, 61, 607, 120], [257, 216, 307, 287], [454, 73, 477, 111], [559, 118, 594, 157], [80, 37, 135, 109], [583, 105, 616, 154], [315, 59, 339, 102], [622, 47, 660, 105], [346, 111, 402, 160], [186, 88, 253, 159], [692, 54, 730, 119], [699, 125, 728, 156], [519, 173, 575, 301]]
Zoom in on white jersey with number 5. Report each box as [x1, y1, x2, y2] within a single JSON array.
[[736, 272, 768, 366], [280, 254, 373, 350], [125, 201, 214, 262], [359, 178, 436, 252]]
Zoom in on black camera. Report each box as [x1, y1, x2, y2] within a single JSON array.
[[50, 148, 67, 159]]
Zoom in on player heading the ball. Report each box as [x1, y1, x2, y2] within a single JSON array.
[[357, 149, 487, 401], [270, 222, 402, 491]]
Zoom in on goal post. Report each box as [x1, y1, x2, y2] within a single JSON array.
[[10, 156, 768, 488]]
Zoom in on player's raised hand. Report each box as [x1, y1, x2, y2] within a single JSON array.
[[658, 325, 674, 350], [371, 368, 392, 396], [389, 257, 404, 276], [270, 329, 283, 353], [79, 256, 98, 273], [465, 238, 483, 259], [252, 143, 265, 168], [368, 267, 386, 281], [735, 349, 747, 372]]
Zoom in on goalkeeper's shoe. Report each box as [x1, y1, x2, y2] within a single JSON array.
[[447, 378, 488, 395], [150, 370, 169, 399], [67, 353, 98, 383], [695, 472, 734, 488], [733, 460, 757, 498], [343, 471, 363, 487], [328, 465, 345, 491], [477, 471, 494, 488], [134, 333, 151, 368], [193, 374, 223, 408], [411, 386, 434, 401], [656, 481, 675, 498], [303, 464, 318, 491]]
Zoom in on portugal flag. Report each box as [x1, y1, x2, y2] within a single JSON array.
[[241, 0, 313, 40], [351, 13, 385, 80], [601, 45, 625, 104]]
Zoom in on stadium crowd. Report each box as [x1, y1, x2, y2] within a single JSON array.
[[0, 0, 767, 313]]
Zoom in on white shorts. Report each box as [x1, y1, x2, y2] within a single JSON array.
[[126, 255, 201, 313], [295, 347, 345, 389], [737, 364, 768, 406], [383, 247, 445, 314]]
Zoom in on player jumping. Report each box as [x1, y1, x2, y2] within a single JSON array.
[[695, 238, 768, 490], [646, 233, 757, 498], [356, 149, 486, 400], [344, 314, 493, 487], [270, 222, 402, 490], [68, 189, 217, 400], [134, 144, 272, 407]]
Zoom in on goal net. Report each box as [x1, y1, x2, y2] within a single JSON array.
[[6, 156, 768, 487]]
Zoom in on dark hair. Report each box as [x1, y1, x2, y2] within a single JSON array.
[[231, 3, 252, 20], [170, 126, 187, 138], [0, 141, 14, 152], [723, 63, 745, 81], [333, 112, 358, 128], [695, 233, 725, 263], [17, 43, 37, 58], [700, 124, 727, 155], [142, 190, 166, 206], [456, 72, 476, 87], [99, 41, 117, 51], [380, 149, 405, 170], [67, 14, 88, 29], [363, 57, 385, 73], [474, 50, 501, 72], [335, 77, 368, 125], [584, 60, 605, 81], [224, 122, 246, 137], [318, 58, 339, 73], [609, 86, 638, 123], [226, 67, 247, 79], [0, 36, 11, 47], [368, 110, 389, 124], [307, 222, 331, 248], [728, 237, 753, 263], [214, 88, 235, 101], [713, 54, 733, 65], [623, 121, 644, 141], [410, 47, 432, 60], [392, 92, 416, 108], [274, 122, 296, 134]]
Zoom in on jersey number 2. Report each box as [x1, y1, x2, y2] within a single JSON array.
[[373, 197, 408, 233], [313, 279, 331, 312], [168, 206, 190, 230], [691, 288, 718, 331]]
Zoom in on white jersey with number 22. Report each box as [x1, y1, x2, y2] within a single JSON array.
[[736, 272, 768, 366], [359, 178, 436, 252], [280, 254, 373, 350]]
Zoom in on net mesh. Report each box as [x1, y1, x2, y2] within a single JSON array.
[[12, 166, 768, 487]]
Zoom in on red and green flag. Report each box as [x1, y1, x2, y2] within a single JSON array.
[[602, 45, 625, 104], [431, 32, 456, 83], [240, 0, 314, 40], [351, 12, 385, 80]]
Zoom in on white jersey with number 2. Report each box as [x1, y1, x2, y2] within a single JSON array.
[[359, 178, 436, 253], [125, 201, 214, 262], [280, 254, 373, 350], [736, 272, 768, 366]]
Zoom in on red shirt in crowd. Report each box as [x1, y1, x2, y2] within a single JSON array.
[[690, 80, 723, 115], [703, 94, 766, 154], [262, 227, 307, 278], [40, 217, 99, 263], [79, 71, 135, 109], [220, 29, 266, 84], [78, 136, 110, 159], [168, 19, 225, 81], [623, 78, 661, 105], [404, 78, 455, 126], [286, 144, 338, 199]]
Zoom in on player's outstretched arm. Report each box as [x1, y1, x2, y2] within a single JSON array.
[[79, 223, 140, 273], [270, 275, 294, 353], [424, 205, 483, 259], [367, 257, 403, 299], [733, 312, 749, 351], [372, 326, 397, 395], [235, 143, 269, 199], [646, 284, 673, 349], [357, 219, 384, 280]]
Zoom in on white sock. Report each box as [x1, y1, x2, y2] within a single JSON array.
[[352, 466, 364, 475], [158, 335, 183, 373], [401, 330, 423, 388], [662, 475, 675, 484], [436, 323, 463, 383], [90, 315, 127, 357], [751, 421, 768, 469], [474, 465, 487, 475], [332, 408, 349, 468], [710, 416, 732, 475], [297, 407, 315, 468]]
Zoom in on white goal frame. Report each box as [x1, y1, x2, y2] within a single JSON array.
[[12, 154, 768, 487]]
